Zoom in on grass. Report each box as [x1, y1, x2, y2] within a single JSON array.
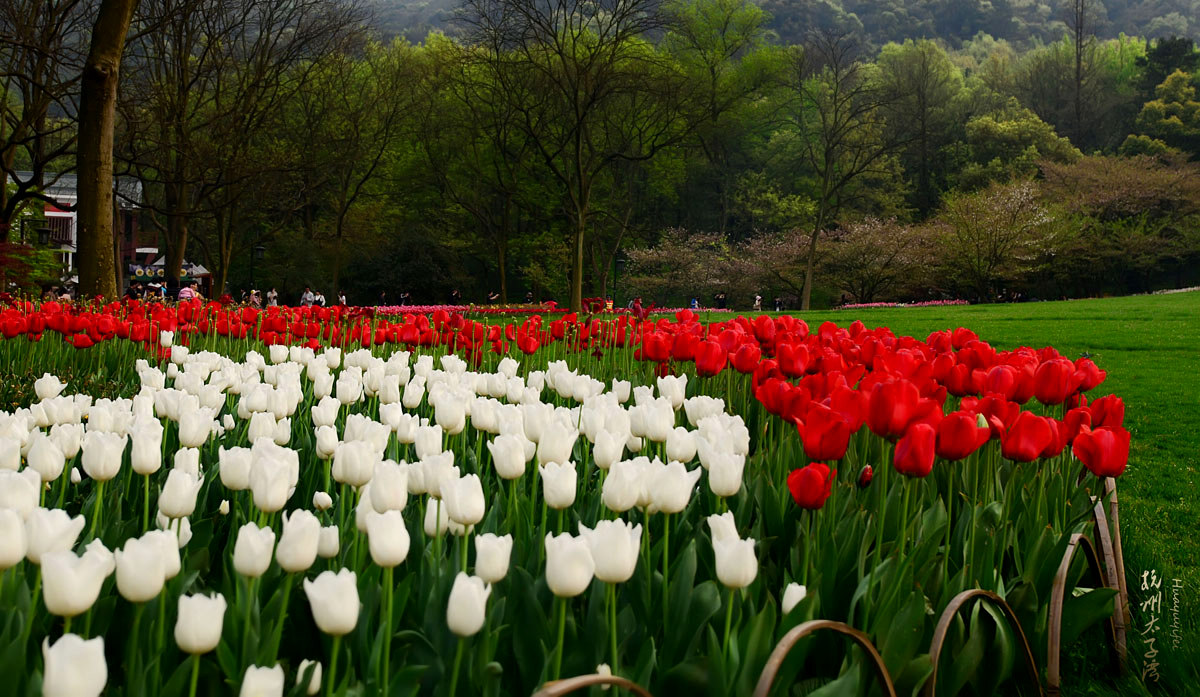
[[696, 291, 1198, 696]]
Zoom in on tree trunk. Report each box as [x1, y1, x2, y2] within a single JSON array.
[[571, 212, 585, 312], [76, 0, 137, 299]]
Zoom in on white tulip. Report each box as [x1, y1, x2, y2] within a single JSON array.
[[369, 460, 408, 513], [303, 569, 359, 636], [446, 572, 491, 637], [442, 473, 485, 526], [317, 525, 340, 559], [176, 592, 226, 654], [276, 510, 321, 573], [0, 508, 28, 569], [544, 532, 595, 598], [0, 468, 42, 519], [240, 664, 285, 697], [219, 446, 254, 491], [35, 373, 67, 400], [538, 461, 577, 510], [159, 469, 202, 519], [473, 533, 512, 584], [713, 536, 758, 589], [365, 510, 411, 567], [233, 523, 275, 578], [24, 507, 85, 563], [782, 583, 808, 614], [578, 520, 641, 584], [42, 634, 107, 697], [115, 534, 167, 603]]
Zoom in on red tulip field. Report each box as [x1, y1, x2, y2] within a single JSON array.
[[0, 291, 1188, 697]]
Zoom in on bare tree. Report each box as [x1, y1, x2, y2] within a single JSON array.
[[458, 0, 694, 312], [0, 0, 91, 239], [1064, 0, 1100, 146], [76, 0, 137, 299], [118, 0, 365, 284]]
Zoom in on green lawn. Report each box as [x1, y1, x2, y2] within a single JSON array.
[[698, 291, 1200, 695]]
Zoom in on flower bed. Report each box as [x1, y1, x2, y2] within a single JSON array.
[[0, 300, 1130, 697]]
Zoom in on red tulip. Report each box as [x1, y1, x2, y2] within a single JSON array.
[[1063, 407, 1092, 443], [640, 331, 670, 362], [778, 342, 809, 378], [857, 465, 874, 488], [894, 423, 936, 477], [1074, 357, 1107, 392], [1088, 394, 1125, 429], [866, 379, 920, 439], [798, 403, 853, 461], [1034, 358, 1080, 405], [730, 343, 761, 374], [694, 340, 727, 377], [935, 412, 990, 461], [1073, 426, 1130, 478], [787, 463, 834, 510], [1001, 411, 1054, 462]]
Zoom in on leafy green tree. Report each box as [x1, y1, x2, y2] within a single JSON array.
[[957, 97, 1081, 188], [1122, 69, 1200, 156]]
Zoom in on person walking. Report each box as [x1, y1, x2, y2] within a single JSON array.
[[267, 287, 278, 306], [314, 290, 326, 307], [300, 287, 314, 306], [752, 294, 762, 312], [338, 290, 347, 306]]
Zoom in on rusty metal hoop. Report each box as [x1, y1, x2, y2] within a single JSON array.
[[924, 589, 1044, 697], [1047, 533, 1120, 696], [532, 674, 656, 697], [752, 619, 897, 697], [1090, 481, 1129, 665]]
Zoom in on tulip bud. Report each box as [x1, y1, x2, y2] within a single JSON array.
[[0, 468, 41, 519], [159, 469, 202, 519], [42, 634, 106, 697], [296, 660, 322, 696], [218, 446, 253, 491], [544, 532, 595, 597], [131, 422, 164, 475], [649, 460, 702, 514], [314, 425, 338, 460], [27, 431, 66, 483], [0, 509, 28, 569], [24, 507, 85, 564], [579, 520, 641, 584], [313, 491, 333, 511], [160, 330, 174, 347], [276, 510, 320, 573], [233, 523, 275, 578], [487, 434, 526, 480], [332, 440, 379, 488], [176, 592, 227, 654], [145, 529, 182, 579], [536, 421, 579, 466], [446, 572, 491, 637], [370, 460, 408, 513], [317, 525, 340, 559], [473, 533, 513, 584], [442, 473, 485, 526], [712, 536, 757, 589], [365, 509, 411, 567], [219, 499, 231, 515], [601, 459, 644, 513], [70, 467, 82, 484], [706, 511, 739, 542], [115, 534, 167, 603], [782, 582, 807, 614], [857, 466, 874, 489], [240, 664, 285, 697], [178, 409, 214, 448], [665, 427, 696, 463], [303, 568, 359, 636], [157, 512, 193, 548], [81, 431, 126, 481], [538, 461, 577, 510]]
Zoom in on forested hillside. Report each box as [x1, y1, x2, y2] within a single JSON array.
[[372, 0, 1200, 47]]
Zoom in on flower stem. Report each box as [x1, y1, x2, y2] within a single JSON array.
[[143, 474, 151, 532], [326, 635, 341, 697], [722, 587, 735, 662], [608, 584, 619, 679], [188, 654, 200, 697], [88, 479, 106, 541], [448, 637, 465, 697], [382, 567, 393, 697], [553, 596, 567, 680], [662, 513, 670, 628]]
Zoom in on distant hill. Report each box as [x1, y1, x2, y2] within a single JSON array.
[[370, 0, 1200, 48]]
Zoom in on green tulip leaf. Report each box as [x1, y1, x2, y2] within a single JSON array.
[[1060, 587, 1118, 649]]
